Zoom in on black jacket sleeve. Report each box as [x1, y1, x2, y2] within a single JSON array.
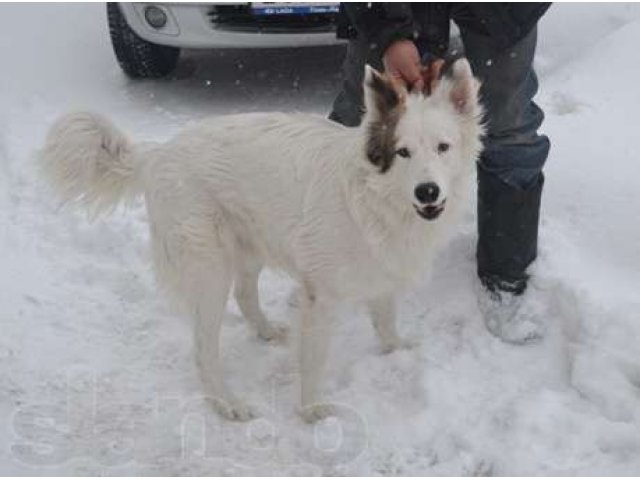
[[343, 3, 417, 56]]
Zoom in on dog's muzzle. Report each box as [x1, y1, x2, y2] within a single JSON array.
[[414, 199, 446, 221]]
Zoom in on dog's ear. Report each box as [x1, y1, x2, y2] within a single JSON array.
[[363, 65, 406, 120], [363, 66, 405, 173], [448, 59, 481, 116]]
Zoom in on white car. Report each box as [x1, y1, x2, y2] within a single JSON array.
[[108, 2, 344, 78]]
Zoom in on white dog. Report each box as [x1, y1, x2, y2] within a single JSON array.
[[41, 59, 483, 422]]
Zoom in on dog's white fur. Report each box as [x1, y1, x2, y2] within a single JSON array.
[[41, 59, 483, 422]]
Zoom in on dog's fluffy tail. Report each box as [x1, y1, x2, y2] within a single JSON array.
[[41, 112, 143, 217]]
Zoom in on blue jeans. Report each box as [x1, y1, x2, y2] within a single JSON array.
[[329, 25, 550, 190]]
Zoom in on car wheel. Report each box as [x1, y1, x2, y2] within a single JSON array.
[[107, 2, 180, 79]]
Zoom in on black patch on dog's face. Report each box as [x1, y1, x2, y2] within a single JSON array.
[[366, 72, 403, 174]]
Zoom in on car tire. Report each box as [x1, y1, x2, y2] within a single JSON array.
[[107, 2, 180, 79]]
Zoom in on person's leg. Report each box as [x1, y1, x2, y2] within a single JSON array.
[[329, 37, 383, 127], [464, 26, 549, 188], [459, 25, 550, 343]]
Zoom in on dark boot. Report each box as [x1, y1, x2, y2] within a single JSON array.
[[476, 166, 545, 343], [477, 165, 543, 289]]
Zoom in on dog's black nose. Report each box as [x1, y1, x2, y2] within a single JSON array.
[[414, 182, 440, 204]]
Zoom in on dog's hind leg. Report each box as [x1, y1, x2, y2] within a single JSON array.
[[368, 295, 416, 353], [234, 258, 287, 343], [299, 291, 338, 423], [191, 257, 256, 421], [161, 214, 257, 421]]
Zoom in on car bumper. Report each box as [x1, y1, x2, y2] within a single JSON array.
[[119, 3, 345, 49]]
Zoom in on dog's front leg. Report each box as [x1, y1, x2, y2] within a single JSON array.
[[299, 292, 337, 423], [367, 294, 415, 353]]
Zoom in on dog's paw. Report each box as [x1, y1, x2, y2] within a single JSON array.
[[210, 397, 257, 422], [380, 336, 418, 354], [300, 403, 339, 424], [257, 322, 288, 343]]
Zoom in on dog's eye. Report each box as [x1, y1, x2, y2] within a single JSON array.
[[396, 147, 411, 158], [437, 142, 450, 154]]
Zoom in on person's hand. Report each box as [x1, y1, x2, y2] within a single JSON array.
[[382, 39, 424, 92]]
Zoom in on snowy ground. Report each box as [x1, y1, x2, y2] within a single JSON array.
[[2, 3, 640, 475]]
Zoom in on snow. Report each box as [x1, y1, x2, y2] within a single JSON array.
[[2, 2, 640, 475]]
